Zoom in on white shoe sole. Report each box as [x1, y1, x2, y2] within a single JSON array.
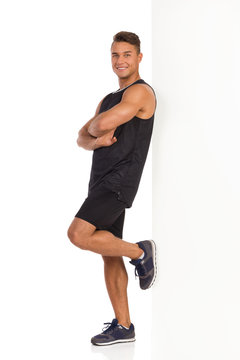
[[147, 240, 157, 289], [93, 338, 136, 346]]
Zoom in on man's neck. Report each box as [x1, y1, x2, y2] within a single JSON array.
[[118, 74, 141, 89]]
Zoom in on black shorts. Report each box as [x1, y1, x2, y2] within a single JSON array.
[[75, 186, 126, 238]]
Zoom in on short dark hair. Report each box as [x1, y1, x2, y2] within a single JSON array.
[[112, 31, 141, 54]]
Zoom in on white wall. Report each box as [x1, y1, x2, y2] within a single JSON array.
[[0, 1, 152, 359], [152, 1, 240, 359]]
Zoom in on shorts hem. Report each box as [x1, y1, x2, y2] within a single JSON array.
[[74, 214, 100, 228], [74, 214, 122, 238]]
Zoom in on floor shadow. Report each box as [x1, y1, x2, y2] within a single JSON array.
[[91, 341, 135, 360]]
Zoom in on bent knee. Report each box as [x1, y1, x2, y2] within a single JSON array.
[[67, 226, 79, 246], [67, 227, 88, 250]]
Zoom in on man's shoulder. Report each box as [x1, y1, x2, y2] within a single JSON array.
[[123, 82, 155, 102]]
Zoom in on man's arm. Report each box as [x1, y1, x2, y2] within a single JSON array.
[[77, 99, 117, 151], [88, 85, 149, 137], [76, 119, 99, 151]]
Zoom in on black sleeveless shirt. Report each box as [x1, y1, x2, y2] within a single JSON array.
[[88, 79, 155, 208]]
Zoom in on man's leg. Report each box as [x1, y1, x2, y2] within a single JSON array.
[[67, 217, 141, 328], [102, 256, 131, 328], [67, 217, 143, 259], [101, 211, 130, 327]]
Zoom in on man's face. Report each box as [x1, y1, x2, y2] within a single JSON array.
[[111, 41, 143, 80]]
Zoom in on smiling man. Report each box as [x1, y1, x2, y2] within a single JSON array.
[[67, 31, 157, 346]]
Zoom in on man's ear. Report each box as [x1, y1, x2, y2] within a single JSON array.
[[138, 52, 143, 63]]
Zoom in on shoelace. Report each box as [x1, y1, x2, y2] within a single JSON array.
[[134, 262, 146, 278], [102, 320, 118, 334]]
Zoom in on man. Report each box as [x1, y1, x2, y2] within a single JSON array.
[[67, 31, 157, 346]]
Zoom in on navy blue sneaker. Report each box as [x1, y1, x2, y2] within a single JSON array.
[[130, 240, 157, 290], [91, 319, 135, 346]]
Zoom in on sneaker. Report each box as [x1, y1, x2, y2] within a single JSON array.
[[129, 240, 157, 290], [91, 318, 135, 346]]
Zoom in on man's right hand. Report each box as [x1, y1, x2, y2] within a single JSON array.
[[94, 129, 117, 149]]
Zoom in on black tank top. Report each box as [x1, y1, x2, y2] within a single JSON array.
[[88, 79, 155, 208]]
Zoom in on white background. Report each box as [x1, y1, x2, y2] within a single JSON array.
[[152, 1, 240, 359], [0, 1, 152, 359]]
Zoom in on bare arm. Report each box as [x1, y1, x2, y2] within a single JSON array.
[[76, 118, 99, 151], [88, 85, 152, 137], [77, 100, 117, 151]]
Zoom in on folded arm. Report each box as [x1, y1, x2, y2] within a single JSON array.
[[88, 85, 146, 137], [77, 119, 99, 151], [77, 99, 117, 151]]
